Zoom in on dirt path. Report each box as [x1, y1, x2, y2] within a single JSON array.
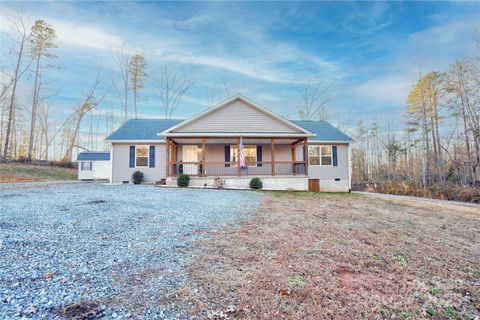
[[354, 191, 480, 208], [177, 192, 480, 319]]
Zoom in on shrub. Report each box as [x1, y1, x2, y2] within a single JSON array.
[[249, 177, 263, 190], [177, 174, 190, 187], [131, 171, 144, 184]]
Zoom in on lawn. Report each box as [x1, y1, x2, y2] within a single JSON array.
[[0, 162, 77, 182], [176, 192, 480, 319]]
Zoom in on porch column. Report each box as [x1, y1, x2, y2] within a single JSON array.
[[271, 138, 275, 176], [292, 142, 296, 176], [237, 137, 241, 176], [166, 138, 170, 177], [303, 138, 309, 175], [201, 138, 206, 176], [172, 142, 177, 176]]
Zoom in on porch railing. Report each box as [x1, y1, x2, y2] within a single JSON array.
[[171, 161, 306, 177]]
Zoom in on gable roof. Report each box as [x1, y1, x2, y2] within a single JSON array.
[[77, 151, 110, 161], [105, 119, 184, 142], [292, 120, 354, 142], [160, 94, 313, 137]]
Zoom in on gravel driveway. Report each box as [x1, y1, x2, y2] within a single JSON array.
[[0, 183, 262, 319]]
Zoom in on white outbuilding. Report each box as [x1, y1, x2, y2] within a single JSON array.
[[77, 151, 111, 180]]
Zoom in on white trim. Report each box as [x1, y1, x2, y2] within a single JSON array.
[[308, 145, 333, 167], [163, 132, 313, 137], [110, 147, 114, 183], [309, 140, 351, 144], [158, 94, 313, 136], [107, 140, 165, 143], [135, 145, 150, 168]]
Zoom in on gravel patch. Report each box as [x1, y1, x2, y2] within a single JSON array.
[[0, 184, 262, 319]]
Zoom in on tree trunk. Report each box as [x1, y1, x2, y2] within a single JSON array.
[[3, 39, 25, 160], [27, 52, 42, 161]]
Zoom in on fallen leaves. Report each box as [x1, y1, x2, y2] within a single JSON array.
[[277, 288, 291, 296], [207, 305, 240, 319]]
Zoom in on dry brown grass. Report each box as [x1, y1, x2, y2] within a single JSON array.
[[0, 162, 77, 182], [176, 192, 480, 319]]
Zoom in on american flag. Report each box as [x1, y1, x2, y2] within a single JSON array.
[[239, 137, 245, 167]]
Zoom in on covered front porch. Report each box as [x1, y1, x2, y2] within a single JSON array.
[[165, 137, 309, 177]]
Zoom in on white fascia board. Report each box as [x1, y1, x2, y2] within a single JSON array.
[[308, 140, 352, 144], [106, 140, 166, 143], [162, 132, 314, 137]]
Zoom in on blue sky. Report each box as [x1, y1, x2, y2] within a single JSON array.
[[1, 1, 479, 138]]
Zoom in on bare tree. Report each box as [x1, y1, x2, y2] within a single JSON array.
[[112, 49, 131, 120], [61, 74, 107, 162], [27, 19, 56, 161], [128, 54, 147, 119], [155, 64, 194, 119], [2, 9, 32, 160], [297, 80, 331, 120]]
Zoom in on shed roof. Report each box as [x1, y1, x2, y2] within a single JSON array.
[[77, 152, 110, 161]]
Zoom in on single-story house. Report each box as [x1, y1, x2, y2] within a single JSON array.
[[76, 151, 111, 180], [105, 94, 354, 191]]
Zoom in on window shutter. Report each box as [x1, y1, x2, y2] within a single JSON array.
[[129, 146, 135, 168], [256, 145, 262, 167], [224, 146, 230, 167], [149, 146, 155, 168], [332, 146, 338, 166]]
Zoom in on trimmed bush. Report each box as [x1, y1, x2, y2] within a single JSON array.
[[249, 177, 263, 190], [132, 171, 144, 184], [177, 174, 190, 187]]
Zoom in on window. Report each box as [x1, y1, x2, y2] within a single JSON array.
[[136, 145, 149, 167], [308, 145, 332, 166], [81, 161, 92, 171], [230, 145, 257, 165]]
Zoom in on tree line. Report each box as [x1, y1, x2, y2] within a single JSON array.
[[350, 39, 479, 200], [1, 9, 478, 201], [0, 9, 195, 162]]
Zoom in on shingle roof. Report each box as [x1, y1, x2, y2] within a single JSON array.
[[292, 120, 354, 142], [104, 118, 353, 143], [77, 152, 110, 161], [105, 119, 184, 141]]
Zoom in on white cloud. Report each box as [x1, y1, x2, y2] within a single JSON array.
[[48, 19, 124, 51], [158, 52, 288, 83], [350, 73, 413, 106]]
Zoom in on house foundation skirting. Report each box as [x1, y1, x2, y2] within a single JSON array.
[[167, 176, 308, 191]]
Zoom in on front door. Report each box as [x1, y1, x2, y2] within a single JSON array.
[[182, 145, 198, 175]]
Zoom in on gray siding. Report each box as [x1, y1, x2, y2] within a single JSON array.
[[111, 143, 166, 183], [307, 143, 349, 179], [174, 99, 302, 133]]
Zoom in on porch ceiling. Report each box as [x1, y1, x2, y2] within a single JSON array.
[[170, 137, 304, 144]]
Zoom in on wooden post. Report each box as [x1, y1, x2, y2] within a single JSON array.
[[201, 137, 206, 176], [271, 138, 275, 176], [303, 138, 308, 175], [292, 143, 296, 175], [166, 139, 170, 177], [170, 141, 177, 175], [237, 137, 241, 176]]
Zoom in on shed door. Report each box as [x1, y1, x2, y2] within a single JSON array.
[[79, 161, 93, 180], [308, 179, 320, 192]]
